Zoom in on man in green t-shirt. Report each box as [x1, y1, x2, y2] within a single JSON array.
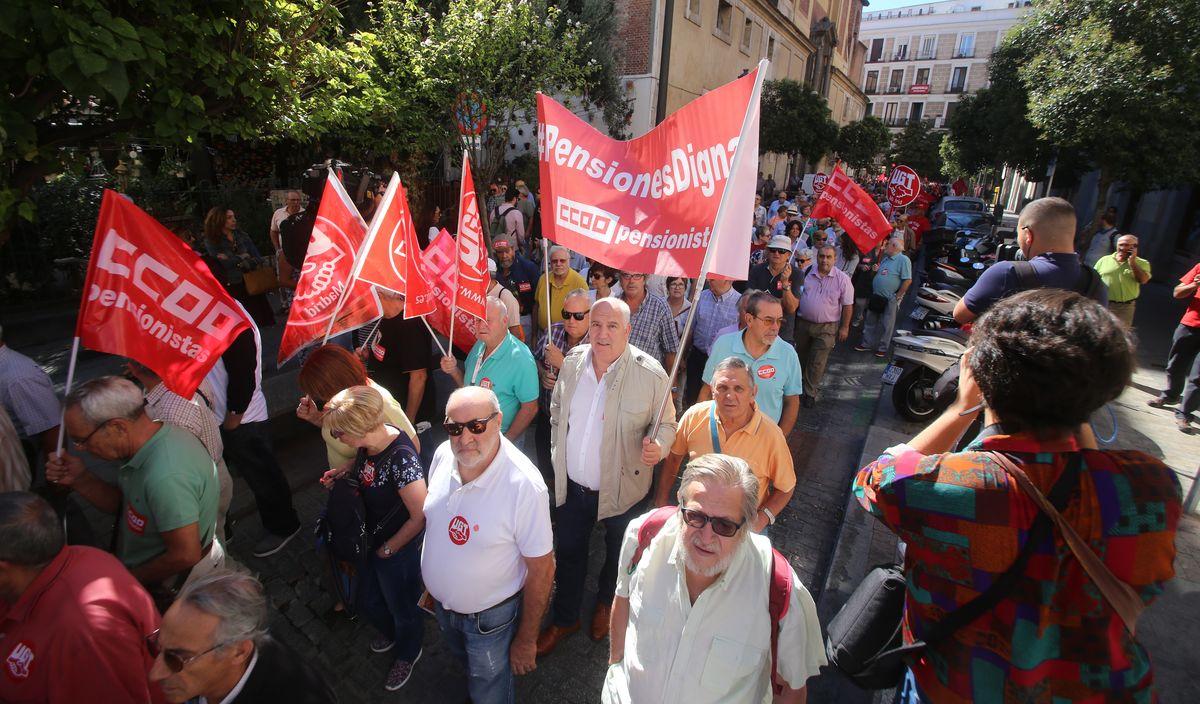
[[45, 376, 220, 593], [1094, 234, 1151, 328]]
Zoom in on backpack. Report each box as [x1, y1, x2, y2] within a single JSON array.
[[1011, 260, 1105, 302], [627, 506, 794, 695], [315, 473, 404, 564], [491, 205, 522, 239]]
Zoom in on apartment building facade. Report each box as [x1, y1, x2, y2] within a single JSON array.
[[858, 0, 1031, 130]]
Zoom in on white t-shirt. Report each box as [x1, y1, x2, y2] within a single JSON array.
[[421, 437, 553, 614], [565, 351, 608, 490]]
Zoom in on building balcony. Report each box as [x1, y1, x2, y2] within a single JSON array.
[[865, 87, 879, 95], [916, 51, 936, 60], [953, 51, 976, 59], [886, 85, 903, 94], [886, 117, 938, 128], [891, 53, 910, 61], [947, 85, 967, 93]]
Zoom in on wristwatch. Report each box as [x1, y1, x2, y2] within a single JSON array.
[[761, 507, 777, 526], [382, 545, 393, 556]]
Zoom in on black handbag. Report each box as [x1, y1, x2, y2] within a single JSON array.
[[825, 453, 1081, 689], [867, 293, 889, 313]]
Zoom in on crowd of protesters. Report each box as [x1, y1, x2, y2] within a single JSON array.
[[0, 168, 1191, 704]]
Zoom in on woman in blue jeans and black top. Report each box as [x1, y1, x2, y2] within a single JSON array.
[[322, 385, 427, 692]]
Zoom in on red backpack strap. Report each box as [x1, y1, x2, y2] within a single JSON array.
[[768, 548, 794, 696], [627, 506, 678, 575]]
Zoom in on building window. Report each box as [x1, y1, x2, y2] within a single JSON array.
[[956, 33, 976, 58], [865, 70, 879, 94], [914, 68, 930, 85], [767, 36, 775, 62], [865, 102, 874, 116], [883, 102, 898, 123], [910, 102, 924, 122], [918, 35, 936, 60], [893, 41, 908, 61], [685, 0, 701, 25], [844, 96, 851, 120], [888, 69, 904, 93], [869, 38, 884, 62], [949, 66, 968, 92], [714, 0, 733, 40], [944, 101, 958, 123], [740, 17, 753, 53]]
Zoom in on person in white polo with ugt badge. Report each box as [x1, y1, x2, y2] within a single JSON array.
[[421, 386, 554, 704]]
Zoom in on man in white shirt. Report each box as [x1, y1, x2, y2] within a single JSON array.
[[422, 386, 555, 704], [604, 454, 826, 704]]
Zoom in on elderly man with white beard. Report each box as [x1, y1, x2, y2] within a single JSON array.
[[603, 454, 826, 704]]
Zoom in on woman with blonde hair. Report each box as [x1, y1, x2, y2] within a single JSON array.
[[322, 385, 427, 692]]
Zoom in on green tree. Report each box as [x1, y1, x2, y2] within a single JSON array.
[[836, 116, 890, 176], [1002, 0, 1200, 223], [0, 0, 362, 240], [759, 79, 838, 176], [888, 121, 943, 180]]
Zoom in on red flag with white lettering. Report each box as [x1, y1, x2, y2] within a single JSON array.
[[811, 167, 892, 254], [422, 229, 481, 352], [454, 154, 490, 320], [278, 174, 382, 365], [77, 190, 251, 397], [354, 173, 437, 319]]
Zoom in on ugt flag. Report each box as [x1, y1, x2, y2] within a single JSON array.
[[78, 190, 251, 397], [354, 172, 437, 318], [812, 167, 892, 254], [278, 174, 382, 365], [536, 61, 763, 280], [454, 152, 490, 320]]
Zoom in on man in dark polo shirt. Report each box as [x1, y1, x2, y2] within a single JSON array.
[[368, 291, 438, 466], [493, 237, 540, 344], [741, 235, 802, 342]]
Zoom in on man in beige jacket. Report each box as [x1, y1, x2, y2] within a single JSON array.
[[537, 297, 677, 656]]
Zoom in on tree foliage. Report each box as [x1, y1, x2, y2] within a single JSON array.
[[836, 117, 890, 175], [759, 79, 838, 167], [888, 121, 943, 180]]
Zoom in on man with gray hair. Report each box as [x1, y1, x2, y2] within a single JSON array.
[[532, 245, 587, 334], [795, 243, 855, 406], [0, 491, 162, 703], [149, 570, 335, 703], [538, 296, 677, 654], [422, 386, 555, 703], [605, 454, 826, 703], [855, 235, 912, 357], [44, 376, 222, 598]]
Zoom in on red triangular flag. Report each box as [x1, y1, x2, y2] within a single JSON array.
[[453, 153, 490, 320]]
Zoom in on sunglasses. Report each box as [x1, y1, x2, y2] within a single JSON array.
[[562, 311, 588, 321], [330, 428, 350, 441], [146, 629, 227, 673], [443, 411, 499, 437], [680, 507, 744, 538]]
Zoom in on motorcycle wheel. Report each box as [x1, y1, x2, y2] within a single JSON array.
[[892, 367, 941, 422]]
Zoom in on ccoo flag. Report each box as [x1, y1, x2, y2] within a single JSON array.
[[811, 167, 893, 254], [78, 190, 251, 397]]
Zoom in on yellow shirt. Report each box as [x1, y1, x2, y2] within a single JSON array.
[[1094, 254, 1150, 303], [322, 379, 417, 469], [670, 400, 796, 505], [534, 269, 588, 330]]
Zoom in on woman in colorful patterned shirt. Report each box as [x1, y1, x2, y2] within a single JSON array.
[[855, 289, 1181, 703]]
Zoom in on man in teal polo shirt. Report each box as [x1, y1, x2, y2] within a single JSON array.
[[44, 376, 220, 593], [442, 296, 540, 442], [1094, 234, 1151, 328], [856, 235, 912, 357], [698, 291, 803, 436]]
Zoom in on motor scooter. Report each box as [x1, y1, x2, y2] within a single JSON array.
[[884, 327, 970, 422]]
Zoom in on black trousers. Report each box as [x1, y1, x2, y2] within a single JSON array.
[[534, 409, 555, 493], [221, 421, 300, 537], [685, 347, 709, 406], [1164, 323, 1200, 420]]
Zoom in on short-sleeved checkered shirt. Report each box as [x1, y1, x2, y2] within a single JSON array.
[[691, 288, 743, 354], [533, 323, 588, 412], [0, 345, 61, 439], [144, 380, 224, 463], [621, 293, 679, 365]]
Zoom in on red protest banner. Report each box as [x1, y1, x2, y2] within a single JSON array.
[[536, 67, 759, 280], [887, 165, 921, 208], [278, 174, 382, 364], [422, 229, 480, 353], [811, 168, 892, 254], [454, 154, 490, 321], [77, 190, 251, 397]]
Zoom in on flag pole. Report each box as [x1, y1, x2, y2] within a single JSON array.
[[53, 336, 81, 458], [649, 59, 768, 438], [542, 237, 551, 347], [421, 316, 450, 357]]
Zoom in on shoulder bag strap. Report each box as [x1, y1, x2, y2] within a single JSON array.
[[987, 451, 1144, 634], [709, 404, 722, 454]]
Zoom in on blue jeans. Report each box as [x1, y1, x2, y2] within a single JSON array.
[[862, 295, 899, 353], [896, 668, 927, 704], [434, 595, 521, 704], [356, 541, 423, 661]]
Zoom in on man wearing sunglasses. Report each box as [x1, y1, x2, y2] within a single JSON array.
[[0, 492, 162, 703], [604, 455, 825, 704], [538, 297, 677, 654], [743, 235, 802, 343], [44, 376, 222, 598], [150, 570, 335, 703], [422, 386, 554, 704], [533, 288, 591, 486]]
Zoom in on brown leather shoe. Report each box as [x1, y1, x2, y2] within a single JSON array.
[[590, 603, 613, 641], [536, 622, 580, 656]]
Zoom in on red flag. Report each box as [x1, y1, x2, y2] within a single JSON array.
[[454, 154, 490, 320], [886, 165, 921, 208], [278, 175, 382, 364], [77, 190, 251, 397], [536, 65, 761, 280], [811, 168, 892, 254], [422, 229, 481, 353], [355, 173, 437, 319]]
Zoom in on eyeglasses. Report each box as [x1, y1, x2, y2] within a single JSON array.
[[753, 314, 784, 327], [72, 418, 115, 448], [589, 270, 606, 278], [443, 411, 499, 437], [562, 311, 588, 321], [330, 428, 350, 441], [145, 629, 228, 673], [680, 508, 744, 538], [618, 273, 645, 280]]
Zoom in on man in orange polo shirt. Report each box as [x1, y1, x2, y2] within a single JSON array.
[[0, 492, 163, 703], [653, 356, 796, 533]]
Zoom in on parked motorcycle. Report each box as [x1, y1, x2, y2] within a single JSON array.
[[885, 328, 969, 422]]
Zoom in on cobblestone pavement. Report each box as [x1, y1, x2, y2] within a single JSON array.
[[214, 334, 889, 703]]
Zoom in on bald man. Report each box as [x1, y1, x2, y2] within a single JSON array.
[[954, 197, 1107, 324], [1094, 234, 1151, 328]]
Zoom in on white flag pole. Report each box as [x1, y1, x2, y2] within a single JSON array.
[[650, 59, 768, 438], [421, 316, 451, 357], [53, 336, 82, 459], [542, 237, 551, 347]]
